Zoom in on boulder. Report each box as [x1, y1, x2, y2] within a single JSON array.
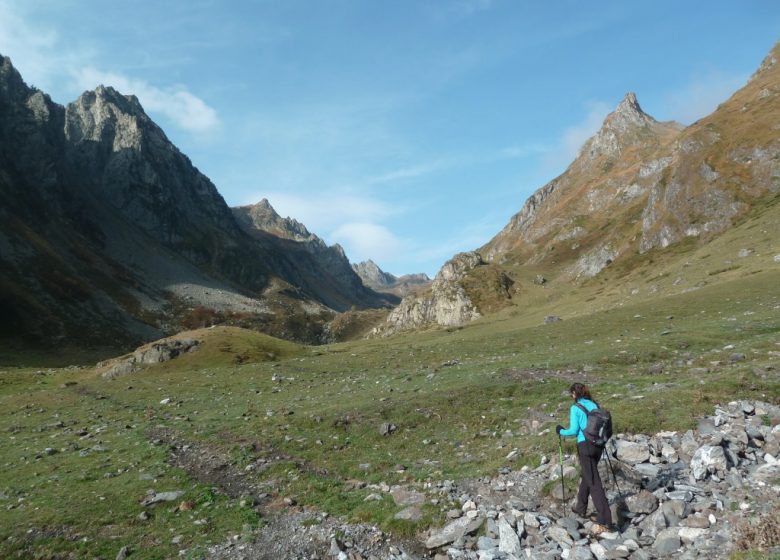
[[615, 440, 651, 464], [626, 490, 659, 514], [653, 528, 680, 556], [425, 515, 484, 549], [691, 445, 727, 480], [497, 515, 522, 556]]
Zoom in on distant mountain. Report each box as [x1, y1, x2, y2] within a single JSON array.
[[232, 200, 396, 310], [352, 260, 431, 297], [0, 55, 390, 351]]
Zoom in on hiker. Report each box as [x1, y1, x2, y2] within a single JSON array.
[[556, 382, 614, 533]]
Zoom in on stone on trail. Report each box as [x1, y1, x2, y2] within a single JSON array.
[[614, 440, 650, 464], [394, 506, 422, 521], [390, 487, 425, 506], [690, 445, 727, 480], [626, 490, 659, 514], [379, 422, 397, 436], [569, 545, 595, 560], [116, 545, 130, 560], [653, 527, 681, 556], [557, 516, 581, 540], [425, 515, 484, 549], [142, 490, 185, 506], [678, 526, 709, 544], [524, 511, 541, 528], [497, 515, 522, 556], [661, 500, 688, 527], [590, 541, 607, 560], [547, 525, 574, 546]]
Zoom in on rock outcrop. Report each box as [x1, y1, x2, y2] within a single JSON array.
[[98, 338, 200, 379], [372, 252, 513, 336]]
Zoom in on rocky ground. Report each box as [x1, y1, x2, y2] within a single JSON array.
[[177, 399, 780, 559]]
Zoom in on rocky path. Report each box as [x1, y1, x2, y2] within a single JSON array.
[[151, 429, 423, 559], [168, 400, 780, 559], [418, 399, 780, 560]]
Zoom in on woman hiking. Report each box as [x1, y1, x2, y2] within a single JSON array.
[[556, 382, 614, 534]]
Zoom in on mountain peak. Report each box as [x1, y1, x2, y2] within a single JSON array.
[[81, 85, 146, 117], [0, 54, 32, 101], [615, 91, 642, 116], [606, 91, 656, 132], [579, 92, 659, 160], [233, 199, 315, 243], [352, 260, 397, 287]]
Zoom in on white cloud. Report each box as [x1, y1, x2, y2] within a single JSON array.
[[543, 100, 611, 172], [331, 222, 404, 263], [432, 0, 495, 22], [243, 191, 395, 233], [0, 2, 219, 135], [0, 1, 83, 92], [661, 69, 747, 124], [497, 143, 550, 160], [74, 67, 219, 133], [366, 158, 453, 185]]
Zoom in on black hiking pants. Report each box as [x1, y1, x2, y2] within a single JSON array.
[[575, 440, 612, 525]]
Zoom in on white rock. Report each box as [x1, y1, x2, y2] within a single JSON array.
[[615, 440, 651, 464], [498, 515, 522, 556], [589, 541, 607, 560], [679, 527, 709, 544], [691, 445, 727, 480]]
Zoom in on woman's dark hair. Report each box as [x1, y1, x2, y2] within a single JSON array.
[[569, 382, 592, 401]]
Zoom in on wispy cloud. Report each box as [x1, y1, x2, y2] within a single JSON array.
[[331, 222, 405, 263], [543, 100, 611, 172], [242, 191, 396, 233], [73, 67, 220, 133], [242, 189, 407, 265], [0, 1, 91, 92], [661, 69, 747, 124], [429, 0, 496, 22], [366, 158, 454, 186], [0, 1, 220, 136]]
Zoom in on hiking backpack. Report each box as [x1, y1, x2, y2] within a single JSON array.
[[575, 402, 613, 447]]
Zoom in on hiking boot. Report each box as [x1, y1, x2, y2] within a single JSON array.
[[571, 506, 586, 518]]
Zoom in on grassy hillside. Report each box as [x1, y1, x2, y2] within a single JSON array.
[[1, 254, 777, 557]]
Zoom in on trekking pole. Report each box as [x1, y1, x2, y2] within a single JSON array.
[[558, 434, 566, 515], [604, 445, 624, 502]]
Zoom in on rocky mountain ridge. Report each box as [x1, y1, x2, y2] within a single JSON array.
[[0, 54, 390, 349], [372, 41, 780, 336], [484, 43, 780, 272], [352, 259, 432, 297]]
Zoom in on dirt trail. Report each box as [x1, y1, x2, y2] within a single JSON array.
[[148, 428, 424, 559]]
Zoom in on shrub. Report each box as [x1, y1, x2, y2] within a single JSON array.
[[734, 511, 780, 552]]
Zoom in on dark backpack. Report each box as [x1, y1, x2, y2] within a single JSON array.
[[575, 402, 613, 447]]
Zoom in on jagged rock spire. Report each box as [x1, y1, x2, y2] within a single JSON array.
[[580, 92, 658, 160]]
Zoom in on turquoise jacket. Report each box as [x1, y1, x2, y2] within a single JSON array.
[[559, 398, 597, 443]]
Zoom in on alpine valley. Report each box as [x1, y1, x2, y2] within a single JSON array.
[[0, 40, 778, 560], [0, 54, 398, 356]]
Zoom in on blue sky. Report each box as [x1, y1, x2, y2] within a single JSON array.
[[1, 1, 778, 277]]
